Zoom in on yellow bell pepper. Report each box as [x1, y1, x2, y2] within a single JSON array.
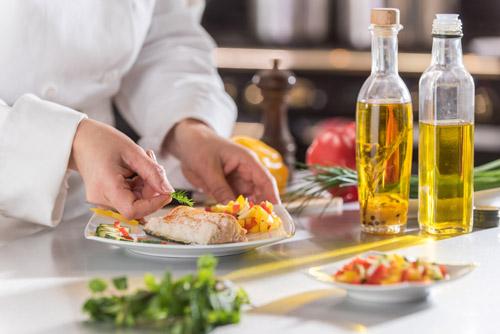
[[90, 208, 139, 225], [232, 136, 289, 193]]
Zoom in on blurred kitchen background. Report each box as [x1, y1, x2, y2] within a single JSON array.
[[200, 0, 500, 167]]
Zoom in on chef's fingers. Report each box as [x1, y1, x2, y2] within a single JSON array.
[[227, 174, 254, 198], [122, 148, 174, 195], [146, 149, 157, 162], [181, 166, 208, 191], [204, 164, 235, 204], [126, 173, 162, 199], [108, 176, 171, 219], [140, 182, 162, 199], [248, 159, 281, 204], [127, 175, 143, 189], [129, 194, 172, 219]]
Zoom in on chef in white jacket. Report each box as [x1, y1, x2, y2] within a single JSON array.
[[0, 0, 279, 226]]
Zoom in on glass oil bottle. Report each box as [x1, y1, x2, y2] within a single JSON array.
[[356, 8, 413, 234], [419, 14, 474, 235]]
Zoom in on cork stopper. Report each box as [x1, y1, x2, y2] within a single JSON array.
[[371, 8, 400, 26]]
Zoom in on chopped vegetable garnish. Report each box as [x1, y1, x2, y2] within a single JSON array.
[[208, 195, 282, 233], [334, 253, 449, 285], [95, 222, 135, 241]]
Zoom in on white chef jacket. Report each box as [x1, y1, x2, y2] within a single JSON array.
[[0, 0, 236, 226]]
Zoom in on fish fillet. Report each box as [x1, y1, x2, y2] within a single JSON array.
[[144, 206, 247, 245]]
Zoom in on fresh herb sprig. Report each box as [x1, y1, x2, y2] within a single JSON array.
[[284, 164, 357, 213], [171, 190, 195, 207], [287, 159, 500, 210], [83, 255, 249, 333]]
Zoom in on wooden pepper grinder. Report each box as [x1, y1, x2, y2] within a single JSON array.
[[253, 59, 297, 178]]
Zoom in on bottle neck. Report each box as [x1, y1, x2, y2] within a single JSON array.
[[371, 28, 399, 75], [431, 36, 463, 66]]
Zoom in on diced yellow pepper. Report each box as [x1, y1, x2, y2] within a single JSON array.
[[258, 218, 269, 232], [249, 224, 260, 233], [337, 271, 360, 284], [236, 195, 246, 208], [208, 195, 282, 234], [254, 205, 269, 224]]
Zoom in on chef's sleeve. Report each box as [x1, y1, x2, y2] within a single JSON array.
[[0, 94, 86, 226], [114, 0, 236, 159]]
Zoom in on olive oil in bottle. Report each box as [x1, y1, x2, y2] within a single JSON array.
[[356, 8, 413, 234], [419, 15, 474, 235], [419, 121, 473, 234]]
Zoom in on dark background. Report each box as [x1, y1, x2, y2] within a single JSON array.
[[201, 0, 500, 166]]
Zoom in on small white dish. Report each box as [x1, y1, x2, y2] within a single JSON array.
[[307, 252, 476, 303], [85, 205, 295, 258]]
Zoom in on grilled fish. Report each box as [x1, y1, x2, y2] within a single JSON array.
[[144, 206, 247, 245]]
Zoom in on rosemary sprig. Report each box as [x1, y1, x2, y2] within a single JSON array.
[[171, 190, 195, 207], [286, 159, 500, 212], [284, 164, 357, 214]]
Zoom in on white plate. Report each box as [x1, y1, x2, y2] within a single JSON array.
[[307, 252, 476, 303], [84, 205, 295, 258]]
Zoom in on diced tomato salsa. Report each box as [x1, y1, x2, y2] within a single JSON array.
[[207, 195, 282, 233], [334, 254, 449, 285]]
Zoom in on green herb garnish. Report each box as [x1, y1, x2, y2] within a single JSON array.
[[171, 190, 195, 207], [82, 255, 249, 333], [112, 277, 128, 291], [88, 278, 107, 293]]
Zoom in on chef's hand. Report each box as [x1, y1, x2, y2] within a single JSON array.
[[69, 119, 173, 219], [164, 119, 280, 204]]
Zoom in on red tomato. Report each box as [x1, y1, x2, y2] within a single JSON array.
[[306, 119, 357, 201], [439, 265, 448, 276], [260, 202, 272, 214], [367, 264, 388, 284], [245, 218, 257, 230], [353, 258, 370, 269]]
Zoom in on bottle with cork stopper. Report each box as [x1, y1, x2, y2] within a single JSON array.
[[252, 59, 297, 178], [355, 8, 413, 235]]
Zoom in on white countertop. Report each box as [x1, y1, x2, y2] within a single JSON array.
[[0, 210, 497, 334]]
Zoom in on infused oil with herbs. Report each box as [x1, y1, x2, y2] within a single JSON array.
[[356, 8, 413, 234], [357, 101, 413, 233]]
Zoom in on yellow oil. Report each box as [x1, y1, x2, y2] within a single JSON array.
[[356, 102, 413, 234], [419, 121, 474, 235]]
